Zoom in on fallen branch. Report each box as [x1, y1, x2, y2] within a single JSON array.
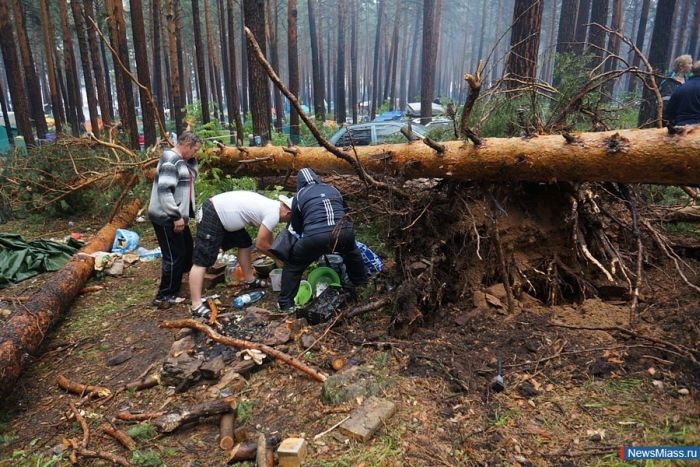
[[66, 403, 131, 466], [57, 374, 111, 398], [161, 318, 327, 382], [152, 395, 237, 433], [101, 422, 136, 451], [549, 321, 699, 366], [243, 26, 407, 198], [345, 296, 393, 319], [115, 411, 165, 422]]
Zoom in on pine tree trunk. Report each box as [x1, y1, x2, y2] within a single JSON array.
[[58, 0, 82, 136], [166, 0, 183, 135], [370, 0, 384, 121], [587, 0, 609, 59], [243, 0, 271, 143], [217, 0, 230, 124], [350, 0, 358, 123], [638, 0, 677, 128], [70, 0, 100, 138], [151, 0, 165, 126], [38, 0, 63, 133], [99, 36, 116, 121], [287, 0, 300, 142], [334, 0, 346, 124], [11, 0, 48, 139], [227, 0, 243, 142], [105, 0, 140, 149], [84, 5, 110, 127], [239, 0, 249, 115], [420, 0, 437, 125], [214, 127, 700, 186], [505, 0, 544, 90], [204, 0, 223, 123], [191, 0, 210, 124], [573, 0, 591, 55], [130, 0, 157, 146], [0, 0, 33, 145], [627, 0, 650, 94], [603, 0, 623, 98], [308, 0, 324, 121], [265, 0, 284, 132]]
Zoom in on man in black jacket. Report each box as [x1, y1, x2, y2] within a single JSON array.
[[277, 168, 367, 311], [666, 61, 700, 126]]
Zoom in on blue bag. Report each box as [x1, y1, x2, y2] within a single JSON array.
[[112, 229, 140, 254], [355, 241, 382, 275]]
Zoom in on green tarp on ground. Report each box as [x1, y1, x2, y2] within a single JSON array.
[[0, 233, 78, 287]]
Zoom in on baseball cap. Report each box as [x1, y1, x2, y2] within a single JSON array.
[[279, 195, 293, 210]]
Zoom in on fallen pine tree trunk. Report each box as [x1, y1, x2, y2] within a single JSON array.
[[0, 199, 141, 396], [213, 126, 700, 186]]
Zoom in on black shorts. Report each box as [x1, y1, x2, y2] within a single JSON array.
[[192, 199, 253, 267]]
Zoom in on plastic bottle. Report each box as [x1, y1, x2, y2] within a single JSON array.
[[232, 290, 265, 309], [225, 258, 239, 284]]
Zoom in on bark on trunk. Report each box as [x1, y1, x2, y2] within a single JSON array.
[[71, 0, 100, 138], [213, 127, 700, 186], [0, 199, 141, 396]]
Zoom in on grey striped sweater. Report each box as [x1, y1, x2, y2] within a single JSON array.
[[148, 149, 199, 225]]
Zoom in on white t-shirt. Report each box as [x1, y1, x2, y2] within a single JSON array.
[[210, 191, 280, 232]]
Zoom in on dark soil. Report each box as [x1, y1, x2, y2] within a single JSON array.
[[1, 208, 699, 466]]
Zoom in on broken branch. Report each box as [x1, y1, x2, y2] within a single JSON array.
[[161, 318, 327, 382]]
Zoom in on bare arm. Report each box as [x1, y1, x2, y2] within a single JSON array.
[[255, 224, 274, 255]]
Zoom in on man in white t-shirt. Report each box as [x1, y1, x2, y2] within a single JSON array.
[[189, 191, 293, 318]]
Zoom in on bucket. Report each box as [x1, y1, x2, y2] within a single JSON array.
[[270, 268, 283, 292]]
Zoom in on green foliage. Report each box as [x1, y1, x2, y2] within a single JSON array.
[[127, 422, 157, 441], [131, 449, 166, 466], [194, 161, 257, 206], [236, 400, 253, 423], [0, 143, 146, 219]]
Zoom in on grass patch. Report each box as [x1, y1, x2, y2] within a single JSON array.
[[311, 425, 404, 467], [131, 448, 174, 466], [236, 400, 253, 424], [127, 422, 157, 441], [603, 378, 643, 395]]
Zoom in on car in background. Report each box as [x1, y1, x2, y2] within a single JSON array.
[[329, 121, 429, 147], [411, 116, 454, 131]]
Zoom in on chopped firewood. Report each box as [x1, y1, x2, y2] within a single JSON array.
[[123, 374, 160, 391], [207, 297, 219, 325], [219, 414, 235, 451], [101, 423, 136, 451], [227, 440, 258, 463], [160, 318, 327, 382], [57, 374, 111, 398], [331, 358, 346, 372], [256, 432, 267, 467], [152, 395, 237, 433], [115, 411, 165, 422]]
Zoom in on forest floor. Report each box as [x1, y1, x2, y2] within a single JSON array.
[[0, 213, 698, 467]]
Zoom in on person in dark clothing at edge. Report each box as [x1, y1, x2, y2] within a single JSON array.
[[148, 132, 203, 309], [277, 168, 368, 311], [666, 61, 700, 126]]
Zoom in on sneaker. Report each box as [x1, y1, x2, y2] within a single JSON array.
[[191, 303, 211, 319], [275, 302, 297, 314], [152, 295, 185, 310]]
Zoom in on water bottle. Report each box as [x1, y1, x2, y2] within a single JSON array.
[[232, 290, 265, 309]]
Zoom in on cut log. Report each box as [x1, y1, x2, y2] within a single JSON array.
[[0, 199, 141, 396], [213, 127, 700, 186], [152, 395, 237, 433], [219, 413, 235, 450]]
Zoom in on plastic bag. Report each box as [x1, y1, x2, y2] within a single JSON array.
[[112, 229, 139, 254], [355, 241, 383, 275], [269, 228, 297, 263], [296, 286, 344, 325]]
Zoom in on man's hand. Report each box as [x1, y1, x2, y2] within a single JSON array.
[[173, 218, 185, 233], [255, 224, 274, 254]]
